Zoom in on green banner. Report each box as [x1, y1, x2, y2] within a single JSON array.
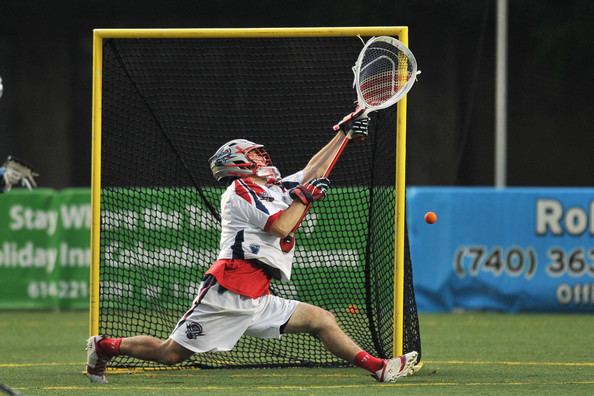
[[99, 187, 376, 310], [0, 189, 91, 309], [1, 187, 394, 311]]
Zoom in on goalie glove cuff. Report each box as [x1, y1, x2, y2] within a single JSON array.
[[290, 178, 331, 205], [290, 185, 313, 205], [347, 118, 369, 140], [333, 108, 369, 141]]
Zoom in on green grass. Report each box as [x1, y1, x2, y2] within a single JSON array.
[[1, 311, 594, 395]]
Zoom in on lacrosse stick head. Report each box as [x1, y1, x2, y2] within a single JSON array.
[[2, 156, 39, 189], [353, 36, 418, 112]]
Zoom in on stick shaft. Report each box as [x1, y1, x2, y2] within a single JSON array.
[[287, 133, 351, 237]]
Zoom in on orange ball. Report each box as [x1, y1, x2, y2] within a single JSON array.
[[346, 304, 360, 314], [424, 211, 437, 224]]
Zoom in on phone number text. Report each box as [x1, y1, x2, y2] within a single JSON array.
[[454, 246, 594, 279], [27, 281, 88, 299]]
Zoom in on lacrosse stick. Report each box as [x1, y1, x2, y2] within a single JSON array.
[[281, 36, 419, 250], [2, 156, 39, 191]]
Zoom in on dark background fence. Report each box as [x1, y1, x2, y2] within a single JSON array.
[[0, 0, 592, 188]]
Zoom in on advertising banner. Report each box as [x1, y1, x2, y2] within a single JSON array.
[[0, 189, 90, 309], [1, 188, 371, 310], [5, 187, 593, 313], [407, 187, 594, 312]]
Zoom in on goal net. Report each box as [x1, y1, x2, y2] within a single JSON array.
[[91, 27, 421, 369]]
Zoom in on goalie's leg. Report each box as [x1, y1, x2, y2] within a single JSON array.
[[282, 302, 418, 382], [85, 335, 194, 383]]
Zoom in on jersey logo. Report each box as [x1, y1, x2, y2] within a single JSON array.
[[185, 321, 205, 339], [249, 243, 261, 254], [258, 191, 274, 202]]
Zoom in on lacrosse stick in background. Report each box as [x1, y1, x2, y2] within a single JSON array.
[[1, 156, 39, 191], [282, 36, 419, 249], [0, 77, 40, 192]]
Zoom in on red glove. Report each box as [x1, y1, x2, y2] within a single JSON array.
[[290, 178, 331, 205]]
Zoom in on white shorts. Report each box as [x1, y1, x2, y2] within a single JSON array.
[[169, 277, 299, 353]]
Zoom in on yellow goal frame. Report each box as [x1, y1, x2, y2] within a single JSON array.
[[91, 26, 410, 358]]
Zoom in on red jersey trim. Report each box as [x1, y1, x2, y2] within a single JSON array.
[[234, 179, 253, 204], [205, 259, 271, 298], [241, 177, 266, 194], [264, 210, 283, 232]]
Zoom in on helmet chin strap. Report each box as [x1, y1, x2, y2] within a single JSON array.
[[255, 166, 281, 184]]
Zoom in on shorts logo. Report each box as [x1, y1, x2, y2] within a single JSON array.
[[185, 321, 205, 339], [249, 244, 260, 254]]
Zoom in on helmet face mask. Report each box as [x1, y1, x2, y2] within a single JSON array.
[[210, 139, 280, 184], [246, 147, 272, 168]]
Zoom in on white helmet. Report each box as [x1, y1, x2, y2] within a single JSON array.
[[209, 139, 279, 183]]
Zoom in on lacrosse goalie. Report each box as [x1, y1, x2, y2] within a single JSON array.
[[86, 113, 418, 384]]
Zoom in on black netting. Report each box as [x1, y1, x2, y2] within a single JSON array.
[[98, 36, 420, 369]]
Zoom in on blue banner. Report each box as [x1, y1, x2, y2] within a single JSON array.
[[407, 187, 594, 312]]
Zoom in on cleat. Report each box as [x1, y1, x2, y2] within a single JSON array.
[[86, 335, 111, 384], [372, 351, 418, 383]]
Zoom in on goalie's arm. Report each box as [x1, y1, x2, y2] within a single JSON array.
[[301, 131, 344, 182], [267, 177, 330, 238], [266, 201, 309, 238], [302, 113, 369, 181]]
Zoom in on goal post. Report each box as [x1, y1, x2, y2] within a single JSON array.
[[91, 26, 421, 369]]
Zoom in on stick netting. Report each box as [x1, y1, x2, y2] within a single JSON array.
[[98, 35, 421, 369], [357, 38, 416, 108]]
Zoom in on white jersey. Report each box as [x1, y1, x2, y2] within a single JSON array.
[[217, 170, 304, 281]]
